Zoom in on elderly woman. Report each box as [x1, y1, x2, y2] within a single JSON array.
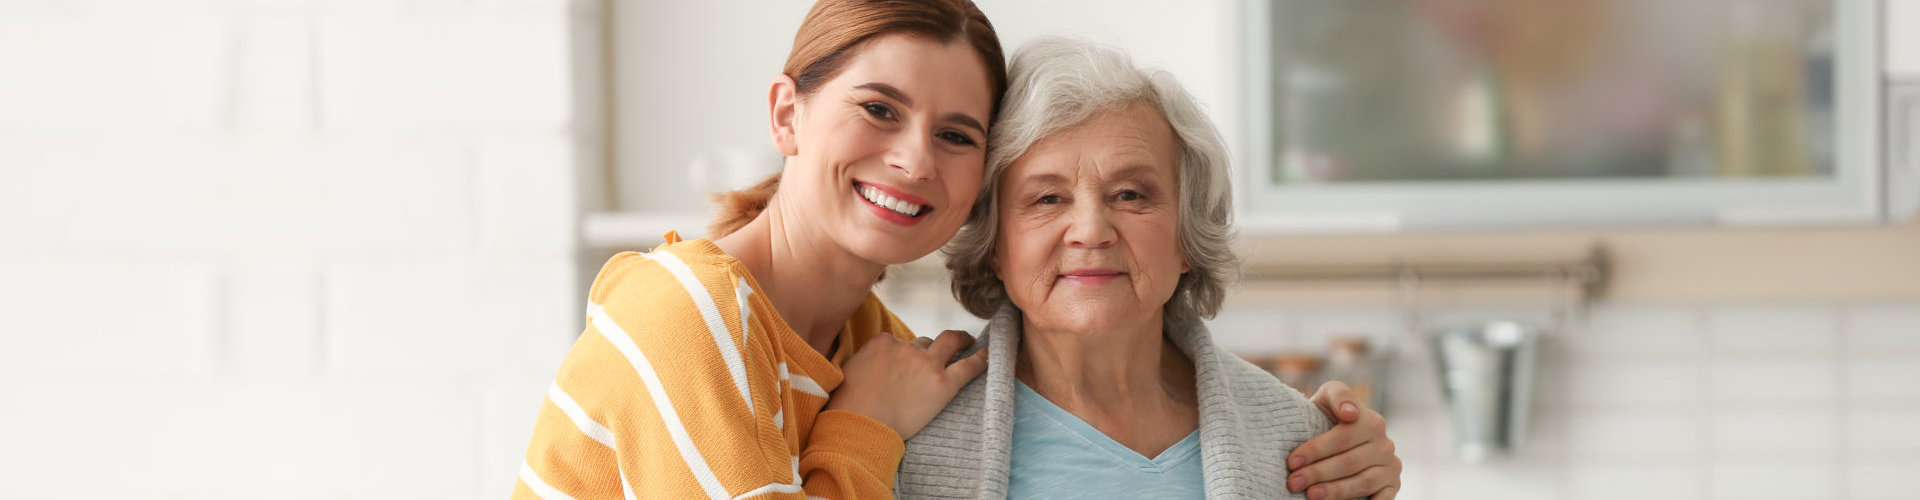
[[896, 37, 1398, 499]]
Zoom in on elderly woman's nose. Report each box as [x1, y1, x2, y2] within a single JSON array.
[[1063, 199, 1118, 248]]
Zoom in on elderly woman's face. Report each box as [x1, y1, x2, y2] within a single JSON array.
[[993, 103, 1187, 334]]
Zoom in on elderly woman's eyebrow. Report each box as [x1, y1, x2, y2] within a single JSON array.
[[1012, 172, 1070, 189], [1109, 163, 1166, 184], [853, 82, 987, 135]]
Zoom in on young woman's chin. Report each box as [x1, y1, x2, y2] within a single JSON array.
[[839, 232, 943, 266], [834, 219, 961, 267]]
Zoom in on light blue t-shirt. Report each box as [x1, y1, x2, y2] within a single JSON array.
[[1006, 381, 1205, 500]]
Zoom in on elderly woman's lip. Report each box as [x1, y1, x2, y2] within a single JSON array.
[[1058, 271, 1126, 285]]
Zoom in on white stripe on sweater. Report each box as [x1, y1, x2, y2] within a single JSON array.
[[547, 382, 615, 449], [734, 276, 758, 412], [643, 250, 754, 414], [731, 481, 804, 499], [779, 362, 829, 398], [519, 461, 580, 500], [590, 302, 731, 500]]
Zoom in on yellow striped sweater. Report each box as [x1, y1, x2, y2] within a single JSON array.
[[515, 234, 915, 500]]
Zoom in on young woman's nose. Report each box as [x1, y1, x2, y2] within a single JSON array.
[[887, 133, 938, 182]]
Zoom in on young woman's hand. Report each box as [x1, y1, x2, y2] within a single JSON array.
[[1287, 381, 1402, 500], [826, 329, 990, 439]]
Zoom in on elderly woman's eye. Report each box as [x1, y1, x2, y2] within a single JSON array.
[[1037, 194, 1064, 205], [861, 102, 896, 121], [1114, 189, 1144, 202]]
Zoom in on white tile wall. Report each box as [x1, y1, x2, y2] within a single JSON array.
[[1707, 306, 1840, 353], [1710, 461, 1841, 500], [1845, 360, 1920, 401], [1710, 359, 1841, 405], [0, 2, 581, 499], [1845, 304, 1920, 351], [1565, 461, 1702, 500], [1569, 305, 1707, 355], [1566, 410, 1706, 457], [1562, 358, 1707, 407], [1845, 410, 1920, 452], [1710, 409, 1840, 455], [1846, 459, 1920, 500]]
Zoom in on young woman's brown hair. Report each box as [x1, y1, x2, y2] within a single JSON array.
[[708, 0, 1008, 237]]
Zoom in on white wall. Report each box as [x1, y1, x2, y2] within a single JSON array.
[[0, 1, 583, 498], [1891, 0, 1920, 78]]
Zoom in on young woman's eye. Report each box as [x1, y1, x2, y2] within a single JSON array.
[[861, 102, 896, 121], [937, 131, 976, 146]]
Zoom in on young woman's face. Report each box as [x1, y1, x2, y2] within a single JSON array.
[[778, 34, 995, 265]]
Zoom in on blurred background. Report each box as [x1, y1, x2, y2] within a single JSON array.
[[1, 0, 1917, 499]]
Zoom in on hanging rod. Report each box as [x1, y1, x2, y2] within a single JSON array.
[[1240, 245, 1610, 299]]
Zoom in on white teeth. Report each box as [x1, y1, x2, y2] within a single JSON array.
[[857, 185, 925, 217]]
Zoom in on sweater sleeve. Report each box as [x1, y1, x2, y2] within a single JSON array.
[[515, 251, 906, 500], [792, 292, 914, 498], [799, 409, 906, 498]]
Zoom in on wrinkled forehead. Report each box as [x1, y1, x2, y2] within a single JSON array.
[[1002, 103, 1181, 185]]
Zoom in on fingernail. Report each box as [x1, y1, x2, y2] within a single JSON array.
[[1308, 485, 1327, 500], [1341, 402, 1358, 414], [1287, 474, 1305, 491], [1288, 455, 1304, 469]]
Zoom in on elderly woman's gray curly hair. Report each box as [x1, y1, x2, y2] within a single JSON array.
[[944, 36, 1238, 325]]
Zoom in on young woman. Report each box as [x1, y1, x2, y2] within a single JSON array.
[[515, 1, 1398, 499]]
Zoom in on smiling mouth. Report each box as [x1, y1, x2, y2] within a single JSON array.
[[855, 183, 930, 218]]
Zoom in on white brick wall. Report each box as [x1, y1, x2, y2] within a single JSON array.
[[0, 1, 582, 498]]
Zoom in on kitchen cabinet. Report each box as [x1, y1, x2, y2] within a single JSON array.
[[1236, 0, 1912, 232]]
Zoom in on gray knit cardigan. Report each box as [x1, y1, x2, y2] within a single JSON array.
[[896, 303, 1332, 499]]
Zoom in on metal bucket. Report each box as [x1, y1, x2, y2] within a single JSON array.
[[1431, 320, 1540, 463]]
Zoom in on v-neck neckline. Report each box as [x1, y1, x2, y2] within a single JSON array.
[[1013, 380, 1201, 469]]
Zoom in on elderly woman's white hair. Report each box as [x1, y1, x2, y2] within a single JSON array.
[[945, 36, 1237, 325]]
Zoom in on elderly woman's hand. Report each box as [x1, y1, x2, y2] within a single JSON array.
[[1287, 381, 1402, 500]]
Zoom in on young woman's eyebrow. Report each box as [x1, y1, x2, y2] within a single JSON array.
[[853, 82, 913, 106], [943, 113, 986, 137], [855, 82, 986, 136]]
